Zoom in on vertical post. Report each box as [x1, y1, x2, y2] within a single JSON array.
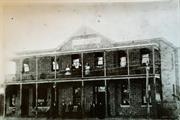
[[35, 56, 38, 117], [146, 64, 150, 119], [127, 49, 130, 75], [153, 77, 157, 118], [20, 83, 22, 116], [128, 78, 130, 105], [35, 83, 38, 117], [55, 55, 57, 79], [3, 85, 6, 118], [104, 79, 108, 117], [20, 59, 23, 81], [152, 47, 155, 74], [81, 81, 84, 117], [81, 53, 84, 78], [104, 51, 107, 77], [54, 82, 57, 103], [35, 57, 38, 81]]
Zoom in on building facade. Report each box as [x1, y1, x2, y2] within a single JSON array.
[[4, 28, 179, 118]]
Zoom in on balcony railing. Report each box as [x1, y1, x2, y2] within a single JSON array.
[[5, 74, 20, 82], [22, 73, 36, 81], [6, 48, 161, 82]]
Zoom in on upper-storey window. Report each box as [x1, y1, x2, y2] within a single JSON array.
[[72, 54, 81, 69], [119, 51, 127, 68], [23, 59, 30, 73], [140, 48, 150, 65], [98, 57, 103, 66], [51, 57, 59, 71], [95, 52, 103, 68]]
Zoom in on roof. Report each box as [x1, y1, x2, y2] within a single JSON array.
[[15, 26, 177, 58]]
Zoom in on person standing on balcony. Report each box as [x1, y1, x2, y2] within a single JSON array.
[[65, 64, 71, 76], [85, 63, 90, 76]]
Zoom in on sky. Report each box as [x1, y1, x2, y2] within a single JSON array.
[[0, 0, 180, 92]]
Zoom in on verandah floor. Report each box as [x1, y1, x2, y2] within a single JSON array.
[[0, 117, 175, 120]]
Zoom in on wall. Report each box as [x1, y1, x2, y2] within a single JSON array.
[[160, 41, 176, 102]]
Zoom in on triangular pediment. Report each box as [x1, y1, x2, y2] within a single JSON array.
[[57, 26, 113, 52]]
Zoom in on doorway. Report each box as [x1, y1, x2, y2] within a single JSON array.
[[94, 86, 106, 118], [21, 88, 29, 116]]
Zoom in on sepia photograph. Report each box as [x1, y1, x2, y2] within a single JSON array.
[[0, 0, 180, 119]]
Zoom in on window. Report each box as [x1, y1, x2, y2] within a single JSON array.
[[95, 52, 103, 67], [142, 80, 151, 105], [72, 54, 81, 69], [73, 87, 81, 105], [120, 57, 126, 67], [142, 54, 149, 65], [140, 48, 150, 65], [73, 58, 81, 69], [121, 80, 130, 105], [23, 64, 30, 72], [52, 58, 59, 71], [97, 57, 103, 66], [22, 59, 30, 73]]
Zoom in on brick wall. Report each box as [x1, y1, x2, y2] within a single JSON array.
[[58, 83, 73, 116], [0, 94, 4, 115], [84, 82, 93, 112], [160, 42, 176, 102], [108, 79, 154, 117]]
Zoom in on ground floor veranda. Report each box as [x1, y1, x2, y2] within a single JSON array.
[[4, 77, 163, 118]]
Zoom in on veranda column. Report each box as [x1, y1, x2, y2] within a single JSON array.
[[104, 79, 108, 117], [81, 81, 84, 117], [127, 49, 130, 75], [104, 51, 106, 77], [152, 47, 157, 118], [152, 77, 157, 118], [35, 57, 38, 117], [3, 85, 6, 117], [146, 63, 150, 119], [20, 83, 22, 116], [19, 58, 23, 116], [81, 53, 84, 78], [54, 55, 57, 79]]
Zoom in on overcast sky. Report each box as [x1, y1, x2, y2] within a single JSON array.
[[0, 0, 180, 89]]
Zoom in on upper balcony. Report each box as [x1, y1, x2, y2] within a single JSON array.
[[5, 46, 160, 83]]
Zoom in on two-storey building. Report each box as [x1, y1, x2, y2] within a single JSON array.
[[4, 27, 179, 118]]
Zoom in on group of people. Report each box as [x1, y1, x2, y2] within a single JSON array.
[[61, 101, 82, 118], [90, 102, 105, 119]]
